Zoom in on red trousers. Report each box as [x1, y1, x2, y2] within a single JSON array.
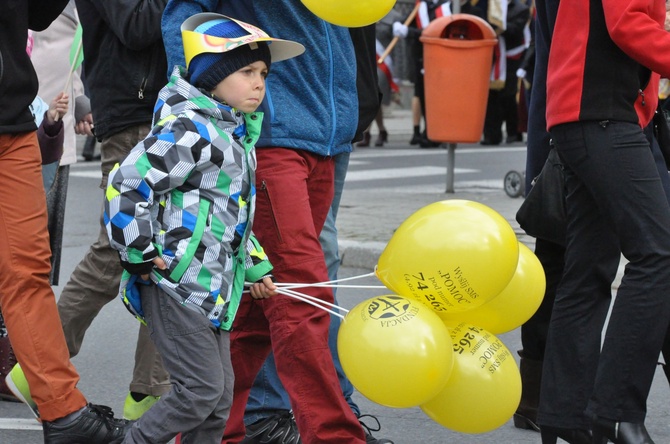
[[0, 132, 86, 421], [221, 148, 365, 444]]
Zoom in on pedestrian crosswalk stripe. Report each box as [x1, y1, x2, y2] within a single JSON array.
[[345, 166, 478, 182]]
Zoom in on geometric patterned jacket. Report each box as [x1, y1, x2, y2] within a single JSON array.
[[104, 66, 272, 331]]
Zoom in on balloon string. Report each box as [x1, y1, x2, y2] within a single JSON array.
[[276, 283, 386, 290], [276, 288, 346, 319], [275, 272, 378, 289], [278, 288, 349, 313]]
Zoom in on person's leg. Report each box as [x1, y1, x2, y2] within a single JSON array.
[[410, 96, 422, 145], [482, 89, 503, 145], [245, 152, 352, 420], [373, 109, 387, 147], [0, 132, 87, 421], [229, 148, 364, 444], [577, 122, 670, 422], [410, 61, 424, 145], [514, 238, 564, 431], [320, 153, 357, 414], [45, 164, 70, 285], [57, 125, 170, 406], [126, 284, 232, 444], [243, 151, 359, 421], [539, 121, 670, 430]]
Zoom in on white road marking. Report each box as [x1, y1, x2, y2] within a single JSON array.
[[345, 166, 478, 182]]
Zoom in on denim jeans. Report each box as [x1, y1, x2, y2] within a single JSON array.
[[244, 152, 357, 425], [537, 120, 670, 429]]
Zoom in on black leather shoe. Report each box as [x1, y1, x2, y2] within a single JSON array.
[[540, 425, 591, 444], [592, 417, 655, 444], [43, 403, 132, 444], [514, 412, 540, 432], [409, 133, 421, 145], [242, 410, 301, 444]]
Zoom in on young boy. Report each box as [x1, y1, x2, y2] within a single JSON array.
[[104, 13, 304, 443]]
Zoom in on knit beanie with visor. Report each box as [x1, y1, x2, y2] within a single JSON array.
[[187, 19, 272, 91]]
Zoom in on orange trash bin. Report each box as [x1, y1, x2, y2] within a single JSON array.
[[420, 14, 497, 144]]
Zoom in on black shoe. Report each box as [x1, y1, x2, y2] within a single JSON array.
[[419, 132, 440, 148], [43, 403, 132, 444], [591, 417, 654, 444], [514, 412, 540, 432], [374, 130, 388, 147], [480, 138, 501, 146], [82, 135, 98, 161], [409, 133, 421, 145], [540, 425, 591, 444], [358, 414, 394, 444], [506, 133, 523, 144], [357, 131, 371, 148], [242, 410, 301, 444]]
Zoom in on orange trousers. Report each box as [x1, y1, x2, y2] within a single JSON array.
[[0, 132, 86, 421]]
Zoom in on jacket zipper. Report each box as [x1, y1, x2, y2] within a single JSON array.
[[138, 77, 147, 99]]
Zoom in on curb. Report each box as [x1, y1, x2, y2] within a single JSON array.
[[338, 240, 386, 271]]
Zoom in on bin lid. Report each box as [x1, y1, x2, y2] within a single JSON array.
[[420, 14, 497, 41]]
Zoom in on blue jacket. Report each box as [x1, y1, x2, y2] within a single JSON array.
[[162, 0, 358, 157]]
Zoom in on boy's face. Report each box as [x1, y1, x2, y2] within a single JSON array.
[[211, 60, 268, 113]]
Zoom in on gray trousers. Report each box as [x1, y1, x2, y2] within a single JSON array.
[[124, 284, 233, 444], [57, 124, 170, 396]]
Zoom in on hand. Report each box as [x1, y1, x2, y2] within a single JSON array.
[[75, 112, 94, 136], [140, 257, 167, 281], [47, 92, 69, 124], [249, 276, 277, 300], [393, 22, 408, 39]]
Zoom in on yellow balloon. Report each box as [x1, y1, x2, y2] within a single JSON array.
[[376, 200, 519, 317], [301, 0, 396, 27], [441, 243, 546, 334], [421, 323, 521, 434], [337, 295, 454, 408]]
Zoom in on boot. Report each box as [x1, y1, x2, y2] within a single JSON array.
[[356, 131, 371, 148], [0, 335, 19, 402], [513, 354, 542, 432], [374, 130, 388, 147]]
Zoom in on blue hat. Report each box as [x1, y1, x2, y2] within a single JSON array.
[[188, 19, 272, 90]]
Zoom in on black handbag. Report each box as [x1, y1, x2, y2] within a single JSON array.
[[653, 104, 670, 170], [515, 147, 566, 246]]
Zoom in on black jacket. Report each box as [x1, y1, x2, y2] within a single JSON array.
[[502, 0, 530, 51], [349, 25, 381, 143], [0, 0, 70, 134], [75, 0, 167, 140]]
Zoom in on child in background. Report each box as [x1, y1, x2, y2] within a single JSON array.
[[104, 13, 304, 443], [31, 92, 69, 166]]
